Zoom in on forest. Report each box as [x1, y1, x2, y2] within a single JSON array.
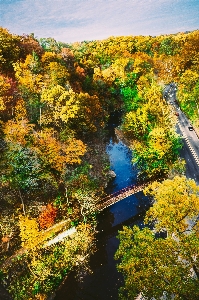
[[0, 27, 199, 299]]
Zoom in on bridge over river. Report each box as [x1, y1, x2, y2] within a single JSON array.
[[96, 181, 151, 211], [1, 181, 151, 271]]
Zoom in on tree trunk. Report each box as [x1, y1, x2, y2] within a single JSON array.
[[18, 189, 26, 216]]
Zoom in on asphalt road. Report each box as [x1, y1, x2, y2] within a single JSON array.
[[165, 84, 199, 184]]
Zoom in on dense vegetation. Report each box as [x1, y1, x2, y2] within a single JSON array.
[[116, 177, 199, 299], [0, 26, 199, 299]]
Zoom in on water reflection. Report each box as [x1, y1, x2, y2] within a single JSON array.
[[106, 139, 137, 193]]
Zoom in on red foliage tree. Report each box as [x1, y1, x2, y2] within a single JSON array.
[[38, 203, 57, 230], [19, 34, 44, 60]]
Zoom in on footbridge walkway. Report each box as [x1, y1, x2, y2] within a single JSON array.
[[96, 181, 151, 211]]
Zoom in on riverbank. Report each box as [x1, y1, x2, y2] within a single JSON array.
[[0, 123, 125, 300], [54, 128, 150, 299], [115, 127, 131, 147]]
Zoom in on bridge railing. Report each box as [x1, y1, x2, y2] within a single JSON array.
[[97, 181, 151, 210]]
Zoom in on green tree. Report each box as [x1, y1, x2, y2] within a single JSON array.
[[39, 37, 67, 53], [119, 73, 141, 112], [115, 176, 199, 299], [115, 226, 199, 300], [6, 145, 43, 191], [130, 127, 181, 179]]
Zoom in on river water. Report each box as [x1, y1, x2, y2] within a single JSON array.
[[55, 117, 149, 300]]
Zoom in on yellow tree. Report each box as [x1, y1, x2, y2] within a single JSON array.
[[41, 51, 69, 87], [122, 104, 149, 139], [75, 92, 103, 132], [18, 215, 41, 249], [41, 85, 79, 127], [3, 119, 34, 147], [177, 69, 199, 120], [13, 53, 44, 122], [147, 127, 173, 159], [93, 57, 130, 86], [177, 30, 199, 73], [33, 128, 86, 173], [14, 54, 44, 94], [144, 176, 199, 235], [131, 127, 181, 179], [13, 98, 28, 121], [19, 223, 95, 298]]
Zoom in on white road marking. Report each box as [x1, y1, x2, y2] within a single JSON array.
[[178, 122, 199, 166]]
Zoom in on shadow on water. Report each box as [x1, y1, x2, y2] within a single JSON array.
[[55, 111, 150, 300]]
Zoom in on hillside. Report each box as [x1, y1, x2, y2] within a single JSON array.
[[0, 27, 199, 299]]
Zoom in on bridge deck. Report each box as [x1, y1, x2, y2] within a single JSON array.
[[97, 182, 150, 211]]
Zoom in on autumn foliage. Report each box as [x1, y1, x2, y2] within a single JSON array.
[[38, 203, 57, 229], [1, 25, 199, 299], [18, 215, 40, 249]]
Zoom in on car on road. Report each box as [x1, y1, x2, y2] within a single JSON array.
[[175, 112, 179, 116], [188, 126, 194, 131]]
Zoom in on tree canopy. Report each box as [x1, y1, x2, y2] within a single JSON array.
[[0, 26, 199, 299], [115, 177, 199, 299]]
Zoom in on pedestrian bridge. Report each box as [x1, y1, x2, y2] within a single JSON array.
[[97, 181, 151, 211]]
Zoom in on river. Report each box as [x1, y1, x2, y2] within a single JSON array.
[[54, 114, 149, 300]]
